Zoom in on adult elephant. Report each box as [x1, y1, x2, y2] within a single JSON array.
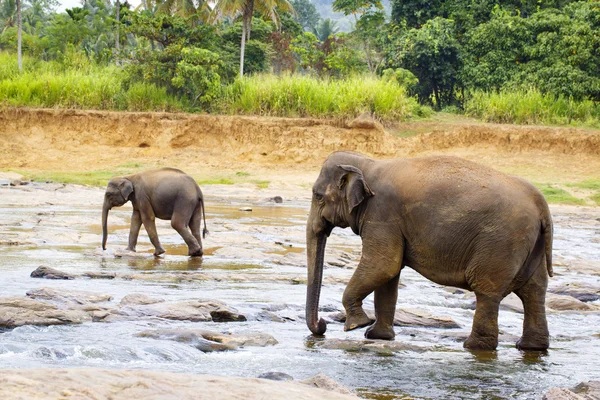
[[102, 168, 208, 257], [306, 151, 553, 351]]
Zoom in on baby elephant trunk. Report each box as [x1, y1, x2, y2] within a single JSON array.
[[102, 198, 110, 250]]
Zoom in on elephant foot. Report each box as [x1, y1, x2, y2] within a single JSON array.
[[516, 335, 549, 351], [463, 334, 498, 351], [153, 247, 166, 257], [125, 247, 136, 252], [365, 323, 395, 340], [189, 248, 203, 257], [344, 312, 374, 332]]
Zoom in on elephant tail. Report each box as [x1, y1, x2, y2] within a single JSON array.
[[541, 209, 553, 278], [201, 195, 209, 239]]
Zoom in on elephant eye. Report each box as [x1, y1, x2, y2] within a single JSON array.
[[314, 192, 323, 201]]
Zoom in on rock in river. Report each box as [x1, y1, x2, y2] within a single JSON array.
[[0, 368, 358, 400], [308, 338, 429, 354], [137, 328, 278, 352], [30, 265, 74, 280], [328, 308, 461, 329], [0, 297, 91, 328], [543, 380, 600, 400], [119, 299, 246, 322], [26, 287, 113, 305]]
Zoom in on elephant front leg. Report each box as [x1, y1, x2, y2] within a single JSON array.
[[142, 215, 165, 256], [464, 293, 500, 351], [365, 272, 401, 340], [126, 210, 142, 252], [343, 238, 403, 334]]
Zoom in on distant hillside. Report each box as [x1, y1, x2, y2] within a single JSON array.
[[312, 0, 391, 32]]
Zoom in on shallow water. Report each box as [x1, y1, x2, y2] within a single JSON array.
[[1, 189, 599, 399]]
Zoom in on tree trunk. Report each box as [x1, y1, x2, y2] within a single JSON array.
[[246, 0, 254, 40], [240, 13, 247, 77], [17, 0, 22, 71], [115, 0, 120, 53]]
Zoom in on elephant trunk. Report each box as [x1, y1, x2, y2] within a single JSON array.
[[306, 214, 328, 336], [102, 198, 110, 250]]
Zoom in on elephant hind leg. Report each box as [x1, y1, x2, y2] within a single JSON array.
[[514, 263, 549, 351], [189, 205, 203, 246], [464, 292, 501, 351], [171, 206, 202, 257]]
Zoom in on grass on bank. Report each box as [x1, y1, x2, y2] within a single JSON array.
[[217, 74, 431, 121], [465, 89, 600, 128], [0, 53, 184, 112]]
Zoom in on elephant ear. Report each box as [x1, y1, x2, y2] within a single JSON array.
[[118, 179, 134, 202], [337, 165, 374, 214]]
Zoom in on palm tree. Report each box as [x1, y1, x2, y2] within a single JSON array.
[[212, 0, 294, 77], [313, 18, 337, 42], [16, 0, 21, 71]]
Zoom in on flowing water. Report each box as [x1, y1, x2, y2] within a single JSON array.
[[1, 185, 599, 399]]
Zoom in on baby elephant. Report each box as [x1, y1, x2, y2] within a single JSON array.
[[102, 168, 208, 257]]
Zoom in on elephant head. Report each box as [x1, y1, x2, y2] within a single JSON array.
[[102, 177, 134, 250], [306, 162, 374, 335]]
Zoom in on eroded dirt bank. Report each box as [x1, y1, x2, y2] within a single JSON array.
[[2, 108, 600, 185]]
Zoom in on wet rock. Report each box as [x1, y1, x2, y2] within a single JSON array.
[[308, 338, 429, 354], [544, 381, 600, 400], [258, 372, 294, 381], [500, 293, 524, 313], [328, 308, 461, 329], [301, 374, 355, 396], [0, 368, 358, 400], [0, 297, 92, 328], [254, 311, 286, 322], [26, 287, 113, 305], [138, 328, 278, 352], [119, 293, 165, 306], [550, 283, 600, 303], [119, 299, 245, 322], [239, 207, 253, 211], [546, 294, 600, 312], [563, 260, 600, 276], [82, 272, 117, 279], [114, 249, 154, 259], [543, 388, 585, 400], [262, 196, 283, 204], [30, 265, 74, 280]]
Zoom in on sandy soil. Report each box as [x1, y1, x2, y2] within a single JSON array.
[[0, 108, 599, 192]]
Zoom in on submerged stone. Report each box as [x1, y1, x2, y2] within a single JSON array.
[[26, 287, 113, 305], [0, 297, 92, 328], [258, 372, 294, 381], [30, 265, 74, 280]]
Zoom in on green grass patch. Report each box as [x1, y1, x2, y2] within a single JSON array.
[[235, 171, 250, 177], [465, 89, 600, 127], [535, 183, 586, 205], [566, 179, 600, 190], [591, 192, 600, 205], [197, 178, 235, 185], [24, 170, 124, 186], [217, 73, 430, 122], [250, 180, 270, 189]]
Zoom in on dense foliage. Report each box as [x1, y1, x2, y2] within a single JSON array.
[[1, 0, 598, 123]]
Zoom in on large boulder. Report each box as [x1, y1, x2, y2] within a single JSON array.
[[0, 297, 91, 328], [549, 283, 600, 303], [0, 368, 358, 400], [546, 294, 600, 312]]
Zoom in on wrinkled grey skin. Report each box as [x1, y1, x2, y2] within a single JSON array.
[[102, 168, 208, 257], [306, 151, 553, 351]]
